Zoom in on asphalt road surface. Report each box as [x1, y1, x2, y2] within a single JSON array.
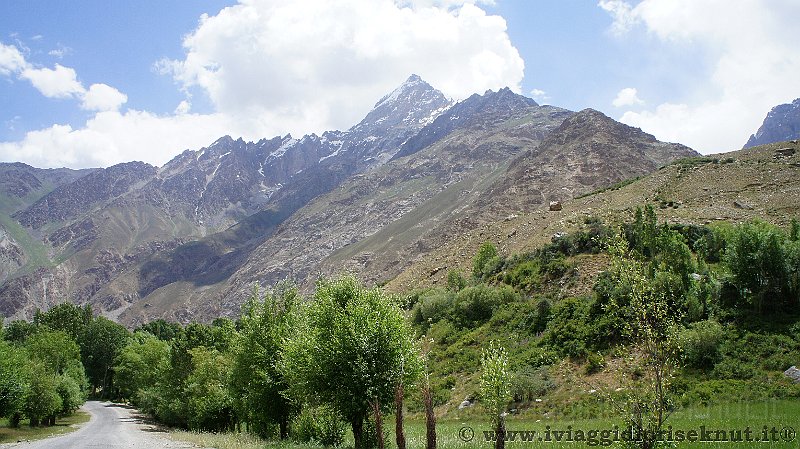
[[2, 401, 198, 449]]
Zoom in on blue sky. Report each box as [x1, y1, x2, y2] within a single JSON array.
[[1, 0, 798, 168]]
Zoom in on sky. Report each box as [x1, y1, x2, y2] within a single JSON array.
[[1, 0, 799, 168]]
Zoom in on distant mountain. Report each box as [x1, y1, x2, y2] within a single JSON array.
[[744, 98, 800, 148], [0, 77, 698, 326]]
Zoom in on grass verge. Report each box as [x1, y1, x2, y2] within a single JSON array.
[[0, 411, 90, 444], [169, 399, 799, 449]]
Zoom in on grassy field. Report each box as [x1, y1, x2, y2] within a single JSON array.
[[0, 411, 90, 444], [171, 399, 800, 448]]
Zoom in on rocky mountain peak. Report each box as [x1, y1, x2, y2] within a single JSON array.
[[356, 74, 452, 132], [744, 97, 800, 148]]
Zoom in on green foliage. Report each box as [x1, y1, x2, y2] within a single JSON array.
[[584, 352, 605, 375], [25, 330, 81, 376], [677, 320, 725, 369], [185, 347, 235, 432], [80, 316, 130, 396], [446, 269, 467, 292], [480, 341, 512, 423], [135, 319, 181, 341], [453, 284, 517, 328], [33, 303, 92, 343], [282, 276, 421, 449], [510, 365, 554, 402], [2, 320, 39, 345], [113, 331, 169, 403], [23, 362, 62, 425], [723, 220, 793, 312], [541, 297, 591, 358], [55, 374, 83, 415], [0, 340, 30, 421], [230, 282, 298, 438], [473, 241, 499, 279], [290, 405, 346, 447]]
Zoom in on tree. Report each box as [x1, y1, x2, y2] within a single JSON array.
[[25, 330, 81, 376], [135, 319, 181, 341], [2, 320, 39, 345], [185, 347, 235, 431], [113, 331, 169, 403], [230, 283, 298, 438], [80, 317, 130, 397], [473, 242, 499, 279], [34, 303, 92, 343], [0, 340, 30, 427], [23, 361, 62, 427], [607, 230, 680, 449], [480, 341, 512, 449], [723, 221, 787, 313], [283, 276, 421, 449]]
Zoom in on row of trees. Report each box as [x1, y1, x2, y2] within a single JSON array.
[[113, 277, 432, 448]]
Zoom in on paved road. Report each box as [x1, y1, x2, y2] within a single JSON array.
[[3, 401, 197, 449]]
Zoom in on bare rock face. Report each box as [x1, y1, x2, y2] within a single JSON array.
[[745, 98, 800, 148], [0, 227, 25, 283]]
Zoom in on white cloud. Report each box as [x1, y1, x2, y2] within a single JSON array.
[[529, 88, 549, 102], [601, 0, 800, 153], [0, 110, 239, 168], [81, 83, 128, 112], [20, 64, 85, 99], [597, 0, 636, 36], [0, 43, 27, 76], [161, 0, 524, 138], [612, 87, 643, 107]]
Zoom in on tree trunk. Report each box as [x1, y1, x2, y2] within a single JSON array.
[[422, 381, 437, 449], [495, 416, 506, 449], [372, 399, 384, 449], [30, 417, 39, 427], [10, 412, 21, 428], [279, 416, 289, 440], [352, 417, 364, 449], [395, 383, 406, 449]]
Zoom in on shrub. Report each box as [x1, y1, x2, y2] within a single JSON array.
[[291, 405, 346, 447], [678, 320, 725, 369], [511, 366, 554, 402], [585, 352, 605, 375], [453, 285, 517, 328]]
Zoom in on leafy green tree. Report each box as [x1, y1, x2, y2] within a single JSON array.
[[0, 340, 30, 426], [723, 221, 787, 313], [56, 374, 84, 416], [230, 283, 298, 439], [185, 347, 235, 431], [283, 276, 421, 449], [25, 330, 81, 376], [113, 331, 169, 403], [446, 270, 467, 292], [480, 341, 512, 449], [2, 320, 39, 345], [607, 230, 680, 449], [34, 303, 92, 343], [473, 242, 499, 279], [135, 319, 181, 341], [80, 317, 130, 397], [23, 361, 62, 426]]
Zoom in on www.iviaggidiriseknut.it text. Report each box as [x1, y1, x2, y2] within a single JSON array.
[[456, 424, 796, 446]]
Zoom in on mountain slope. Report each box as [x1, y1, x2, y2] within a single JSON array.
[[388, 140, 800, 292], [745, 98, 800, 148]]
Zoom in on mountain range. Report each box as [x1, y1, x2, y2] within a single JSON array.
[[1, 75, 702, 325]]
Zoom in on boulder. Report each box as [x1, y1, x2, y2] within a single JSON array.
[[549, 201, 562, 211]]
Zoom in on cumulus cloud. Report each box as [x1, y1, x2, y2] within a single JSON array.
[[20, 64, 85, 99], [81, 83, 128, 111], [601, 0, 800, 153], [0, 43, 26, 75], [612, 87, 643, 107], [160, 0, 524, 137], [0, 110, 239, 168]]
